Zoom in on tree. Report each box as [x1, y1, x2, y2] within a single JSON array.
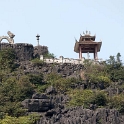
[[0, 76, 34, 116], [0, 49, 16, 72], [105, 53, 124, 82], [116, 52, 121, 64]]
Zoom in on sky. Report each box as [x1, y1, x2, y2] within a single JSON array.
[[0, 0, 124, 61]]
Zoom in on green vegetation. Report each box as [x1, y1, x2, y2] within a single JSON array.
[[35, 73, 81, 93], [109, 94, 124, 113], [0, 114, 40, 124], [67, 90, 107, 108], [105, 53, 124, 82], [28, 73, 44, 85], [44, 52, 55, 59], [31, 58, 44, 66], [0, 48, 124, 123], [31, 51, 55, 66], [0, 49, 34, 117], [84, 61, 111, 88], [0, 49, 16, 71], [93, 91, 107, 106], [67, 53, 124, 110], [44, 73, 81, 92], [0, 76, 34, 117], [68, 89, 94, 107]]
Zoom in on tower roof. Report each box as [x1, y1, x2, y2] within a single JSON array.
[[74, 31, 102, 53], [79, 31, 96, 41]]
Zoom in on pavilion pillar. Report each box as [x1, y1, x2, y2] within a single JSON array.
[[94, 52, 95, 60], [79, 45, 82, 59], [94, 45, 98, 60]]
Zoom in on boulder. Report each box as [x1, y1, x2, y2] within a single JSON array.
[[32, 93, 49, 99], [46, 86, 57, 95]]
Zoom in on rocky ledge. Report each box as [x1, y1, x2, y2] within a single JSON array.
[[22, 86, 124, 124]]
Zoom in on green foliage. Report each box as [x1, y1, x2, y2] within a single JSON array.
[[31, 58, 44, 66], [0, 71, 7, 83], [68, 89, 94, 107], [109, 94, 124, 113], [106, 53, 122, 66], [36, 73, 62, 92], [44, 52, 55, 59], [68, 89, 108, 108], [0, 102, 26, 117], [0, 76, 34, 116], [84, 53, 124, 83], [0, 49, 16, 72], [28, 73, 44, 85], [28, 73, 47, 93], [35, 73, 81, 93], [93, 91, 107, 106], [45, 73, 62, 84], [36, 84, 50, 93], [84, 64, 111, 88], [0, 113, 40, 124], [16, 76, 34, 100], [0, 48, 124, 118], [83, 59, 93, 67], [45, 73, 81, 92], [105, 53, 124, 82]]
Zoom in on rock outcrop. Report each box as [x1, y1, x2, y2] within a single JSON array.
[[22, 87, 124, 124], [0, 43, 48, 61], [20, 62, 84, 78]]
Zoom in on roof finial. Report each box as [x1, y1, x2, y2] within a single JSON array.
[[74, 37, 77, 43], [86, 30, 88, 34], [89, 31, 91, 35]]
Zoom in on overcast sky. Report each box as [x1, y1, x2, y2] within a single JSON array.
[[0, 0, 124, 60]]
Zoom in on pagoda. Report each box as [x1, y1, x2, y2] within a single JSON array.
[[74, 31, 102, 60]]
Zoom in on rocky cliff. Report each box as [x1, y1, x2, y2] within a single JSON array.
[[0, 43, 48, 61], [1, 43, 124, 124], [22, 87, 124, 124], [19, 62, 124, 124]]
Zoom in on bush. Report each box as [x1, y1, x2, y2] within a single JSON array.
[[105, 53, 124, 82], [84, 64, 111, 88], [28, 73, 44, 85], [36, 84, 50, 93], [109, 94, 124, 113], [93, 91, 107, 106], [68, 90, 108, 108], [31, 58, 44, 66], [44, 73, 62, 84], [0, 113, 40, 124], [68, 89, 94, 108], [0, 49, 16, 72], [45, 73, 81, 92], [0, 76, 34, 116], [44, 52, 55, 59]]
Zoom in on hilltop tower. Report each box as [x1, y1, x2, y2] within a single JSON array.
[[74, 31, 102, 60]]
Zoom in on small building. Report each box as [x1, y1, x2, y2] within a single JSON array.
[[74, 31, 102, 60]]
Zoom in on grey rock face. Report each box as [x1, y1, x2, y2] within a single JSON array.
[[37, 107, 124, 124], [14, 43, 34, 61], [33, 45, 48, 58], [21, 88, 124, 124], [23, 62, 84, 79], [0, 43, 48, 61], [22, 94, 52, 112], [46, 86, 57, 95]]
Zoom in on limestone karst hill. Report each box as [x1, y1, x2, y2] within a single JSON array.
[[0, 43, 124, 124]]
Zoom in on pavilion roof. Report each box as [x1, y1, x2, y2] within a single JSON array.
[[74, 41, 102, 53]]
